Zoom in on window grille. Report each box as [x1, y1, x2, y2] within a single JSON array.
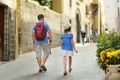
[[3, 8, 10, 61]]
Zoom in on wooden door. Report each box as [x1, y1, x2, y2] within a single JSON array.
[[0, 5, 4, 61]]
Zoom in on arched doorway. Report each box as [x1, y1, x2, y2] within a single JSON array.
[[76, 13, 81, 43], [0, 5, 11, 61], [0, 5, 4, 61]]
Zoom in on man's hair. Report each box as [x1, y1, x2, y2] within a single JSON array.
[[38, 14, 44, 19]]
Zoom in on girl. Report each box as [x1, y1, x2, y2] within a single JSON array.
[[60, 24, 78, 75]]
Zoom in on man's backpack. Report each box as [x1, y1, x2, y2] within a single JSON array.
[[34, 22, 46, 40]]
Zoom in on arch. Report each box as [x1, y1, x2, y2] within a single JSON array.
[[76, 9, 81, 43]]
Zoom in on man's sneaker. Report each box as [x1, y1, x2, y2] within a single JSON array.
[[41, 65, 47, 72], [39, 68, 43, 73]]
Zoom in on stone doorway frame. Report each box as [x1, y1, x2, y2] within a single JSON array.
[[76, 9, 81, 43], [0, 4, 16, 61]]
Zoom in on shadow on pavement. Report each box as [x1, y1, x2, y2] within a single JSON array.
[[15, 72, 49, 80]]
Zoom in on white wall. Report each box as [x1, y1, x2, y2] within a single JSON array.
[[99, 0, 118, 31]]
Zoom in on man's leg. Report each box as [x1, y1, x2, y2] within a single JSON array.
[[82, 37, 84, 45], [43, 55, 49, 64], [83, 37, 85, 45], [41, 44, 50, 72], [37, 57, 42, 68], [35, 44, 43, 72], [40, 55, 48, 72], [37, 57, 43, 72]]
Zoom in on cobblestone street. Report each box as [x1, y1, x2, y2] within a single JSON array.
[[0, 43, 105, 80]]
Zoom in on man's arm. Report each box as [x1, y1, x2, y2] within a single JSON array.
[[32, 32, 35, 43], [32, 24, 36, 43], [48, 29, 52, 43]]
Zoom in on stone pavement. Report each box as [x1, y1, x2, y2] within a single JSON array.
[[0, 43, 105, 80]]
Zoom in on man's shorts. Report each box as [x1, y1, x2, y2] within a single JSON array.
[[35, 44, 51, 58]]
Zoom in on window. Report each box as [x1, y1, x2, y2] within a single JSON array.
[[85, 24, 87, 33], [69, 0, 72, 7], [86, 5, 88, 15], [118, 7, 119, 17], [69, 19, 72, 24]]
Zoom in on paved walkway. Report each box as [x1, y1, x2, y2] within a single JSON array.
[[0, 43, 105, 80]]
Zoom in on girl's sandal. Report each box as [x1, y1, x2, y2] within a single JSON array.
[[64, 71, 67, 75], [69, 68, 72, 72]]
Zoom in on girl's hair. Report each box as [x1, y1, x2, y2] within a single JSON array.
[[64, 27, 71, 33]]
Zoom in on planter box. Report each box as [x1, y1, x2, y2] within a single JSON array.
[[106, 64, 120, 80]]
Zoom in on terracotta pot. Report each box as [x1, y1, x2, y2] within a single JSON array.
[[106, 64, 120, 80]]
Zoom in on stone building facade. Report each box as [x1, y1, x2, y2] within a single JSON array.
[[0, 0, 17, 61], [52, 0, 85, 43], [86, 0, 101, 42], [52, 0, 101, 42]]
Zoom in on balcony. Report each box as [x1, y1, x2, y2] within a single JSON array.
[[90, 0, 98, 4]]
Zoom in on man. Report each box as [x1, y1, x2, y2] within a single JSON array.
[[81, 31, 86, 45], [32, 14, 52, 72]]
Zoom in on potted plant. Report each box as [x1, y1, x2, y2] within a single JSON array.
[[96, 30, 120, 80]]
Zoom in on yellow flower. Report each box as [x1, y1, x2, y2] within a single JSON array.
[[107, 52, 112, 58], [106, 60, 109, 63], [100, 50, 106, 56]]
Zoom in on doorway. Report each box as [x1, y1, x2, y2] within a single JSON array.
[[0, 5, 4, 61], [76, 13, 81, 43]]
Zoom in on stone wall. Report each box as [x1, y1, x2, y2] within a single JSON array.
[[20, 1, 68, 54]]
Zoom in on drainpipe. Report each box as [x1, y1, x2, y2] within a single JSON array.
[[16, 0, 21, 58]]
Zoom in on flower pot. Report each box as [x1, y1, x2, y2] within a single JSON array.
[[106, 64, 120, 80]]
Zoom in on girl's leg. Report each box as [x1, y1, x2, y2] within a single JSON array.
[[69, 56, 72, 72], [63, 56, 67, 75]]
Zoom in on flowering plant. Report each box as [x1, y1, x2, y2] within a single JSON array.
[[96, 31, 120, 71], [99, 49, 120, 70]]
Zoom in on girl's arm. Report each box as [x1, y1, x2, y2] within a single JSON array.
[[71, 39, 78, 53]]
